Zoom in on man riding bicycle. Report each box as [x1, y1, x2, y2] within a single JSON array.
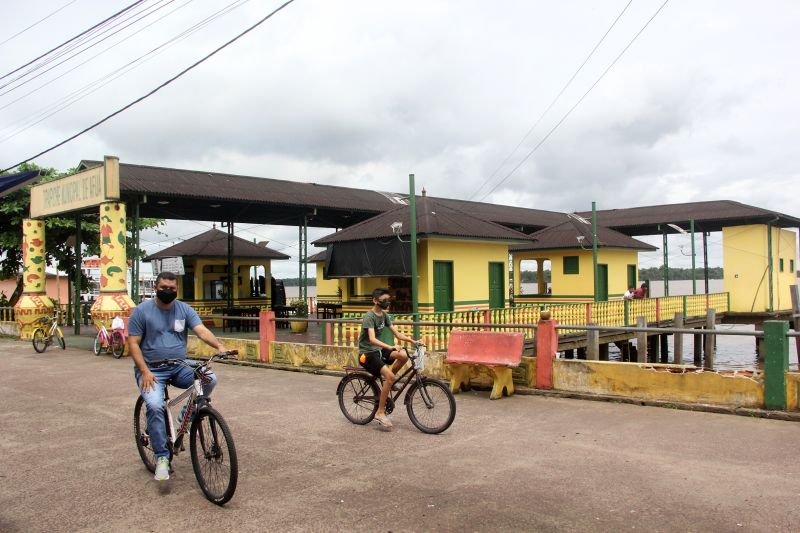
[[358, 288, 419, 429], [128, 271, 227, 481]]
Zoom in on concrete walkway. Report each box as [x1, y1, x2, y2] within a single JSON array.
[[1, 338, 799, 532]]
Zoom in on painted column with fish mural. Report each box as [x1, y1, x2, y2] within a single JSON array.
[[90, 202, 134, 338], [14, 219, 54, 339]]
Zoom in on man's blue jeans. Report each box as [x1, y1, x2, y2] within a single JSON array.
[[134, 362, 217, 460]]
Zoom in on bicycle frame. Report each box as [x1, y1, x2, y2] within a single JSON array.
[[345, 346, 429, 406], [164, 377, 204, 449]]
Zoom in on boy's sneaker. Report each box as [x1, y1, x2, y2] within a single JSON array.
[[154, 457, 170, 481]]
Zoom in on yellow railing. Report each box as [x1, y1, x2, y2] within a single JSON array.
[[329, 293, 730, 350], [0, 307, 14, 322]]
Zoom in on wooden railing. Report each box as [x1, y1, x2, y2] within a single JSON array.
[[331, 293, 730, 351]]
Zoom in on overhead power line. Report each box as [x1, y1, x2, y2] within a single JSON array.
[[1, 0, 297, 173], [0, 0, 251, 143], [469, 0, 634, 201], [0, 0, 174, 96], [478, 0, 670, 202], [0, 1, 79, 48], [0, 0, 148, 82]]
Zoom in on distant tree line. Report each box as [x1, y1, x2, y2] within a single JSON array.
[[520, 266, 723, 283], [637, 266, 723, 281]]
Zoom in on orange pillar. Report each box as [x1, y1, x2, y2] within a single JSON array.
[[259, 310, 276, 362], [536, 317, 558, 389]]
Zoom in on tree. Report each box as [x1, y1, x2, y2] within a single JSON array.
[[0, 163, 163, 305]]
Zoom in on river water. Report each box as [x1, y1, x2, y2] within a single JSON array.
[[288, 281, 798, 371]]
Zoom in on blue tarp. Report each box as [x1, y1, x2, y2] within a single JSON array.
[[0, 170, 42, 197]]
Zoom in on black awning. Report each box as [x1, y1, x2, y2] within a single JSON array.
[[324, 239, 411, 278]]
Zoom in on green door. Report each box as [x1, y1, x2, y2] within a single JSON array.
[[488, 262, 505, 309], [627, 264, 637, 289], [433, 261, 454, 312], [597, 264, 609, 301]]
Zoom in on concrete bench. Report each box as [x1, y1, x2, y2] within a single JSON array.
[[445, 330, 524, 400]]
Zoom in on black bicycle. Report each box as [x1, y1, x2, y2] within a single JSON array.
[[336, 343, 456, 434], [133, 351, 239, 505]]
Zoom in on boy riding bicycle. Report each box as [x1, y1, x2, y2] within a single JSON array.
[[358, 288, 418, 429]]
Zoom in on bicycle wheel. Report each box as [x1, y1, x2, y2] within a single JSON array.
[[406, 378, 456, 434], [134, 396, 172, 473], [190, 406, 238, 505], [93, 332, 103, 356], [337, 374, 379, 425], [110, 331, 124, 358], [32, 328, 48, 353], [56, 328, 65, 350]]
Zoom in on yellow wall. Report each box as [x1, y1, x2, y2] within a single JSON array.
[[552, 359, 763, 408], [514, 248, 640, 302], [723, 225, 798, 312], [314, 262, 340, 300], [419, 239, 510, 312]]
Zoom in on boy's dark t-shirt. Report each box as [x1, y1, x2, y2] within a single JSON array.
[[358, 309, 392, 353]]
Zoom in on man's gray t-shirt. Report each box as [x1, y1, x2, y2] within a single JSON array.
[[128, 299, 201, 363]]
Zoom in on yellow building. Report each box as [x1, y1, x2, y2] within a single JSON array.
[[512, 219, 657, 303], [723, 224, 798, 312], [313, 195, 534, 314], [144, 228, 289, 308], [307, 249, 340, 303]]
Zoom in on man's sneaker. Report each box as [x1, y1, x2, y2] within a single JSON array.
[[154, 457, 170, 481]]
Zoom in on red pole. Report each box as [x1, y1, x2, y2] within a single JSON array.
[[536, 318, 558, 389], [259, 310, 275, 363]]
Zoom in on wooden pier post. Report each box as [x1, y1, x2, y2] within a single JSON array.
[[636, 316, 647, 363], [693, 330, 702, 366], [648, 335, 659, 363], [755, 322, 764, 361], [704, 309, 716, 369], [673, 312, 684, 365], [587, 324, 599, 360], [660, 333, 669, 363]]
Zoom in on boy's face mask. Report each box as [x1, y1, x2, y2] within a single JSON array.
[[377, 299, 390, 309]]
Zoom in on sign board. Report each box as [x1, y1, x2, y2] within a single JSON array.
[[29, 156, 120, 218], [152, 257, 185, 276]]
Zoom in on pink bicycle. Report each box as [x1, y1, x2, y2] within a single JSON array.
[[94, 317, 126, 358]]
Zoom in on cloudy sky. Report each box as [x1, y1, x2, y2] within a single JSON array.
[[2, 0, 799, 277]]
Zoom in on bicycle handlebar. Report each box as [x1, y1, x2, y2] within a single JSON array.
[[148, 350, 239, 369]]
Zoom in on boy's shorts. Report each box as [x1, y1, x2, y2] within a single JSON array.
[[359, 348, 394, 377]]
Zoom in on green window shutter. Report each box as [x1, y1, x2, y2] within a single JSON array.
[[779, 258, 784, 272], [488, 262, 505, 309], [627, 264, 637, 288], [563, 256, 579, 275], [433, 261, 454, 312]]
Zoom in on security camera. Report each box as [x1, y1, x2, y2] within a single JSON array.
[[390, 222, 403, 235], [576, 235, 585, 243]]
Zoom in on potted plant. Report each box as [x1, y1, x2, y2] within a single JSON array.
[[289, 299, 309, 333]]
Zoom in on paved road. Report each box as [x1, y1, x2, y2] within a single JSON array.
[[1, 338, 799, 532]]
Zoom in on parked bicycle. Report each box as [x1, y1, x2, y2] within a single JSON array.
[[336, 343, 456, 434], [31, 311, 65, 353], [94, 316, 126, 358], [133, 351, 239, 505]]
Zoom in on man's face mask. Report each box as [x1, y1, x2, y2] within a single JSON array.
[[156, 289, 177, 304], [377, 299, 390, 309]]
